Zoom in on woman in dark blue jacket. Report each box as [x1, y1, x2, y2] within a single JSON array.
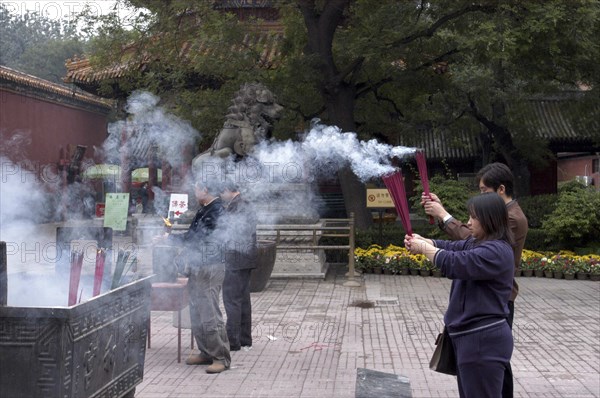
[[405, 192, 514, 398]]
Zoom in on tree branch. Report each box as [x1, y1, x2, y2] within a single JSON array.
[[332, 56, 365, 86], [392, 4, 496, 47], [411, 48, 460, 72]]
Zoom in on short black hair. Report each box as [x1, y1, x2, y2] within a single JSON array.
[[476, 162, 514, 197], [467, 192, 513, 244]]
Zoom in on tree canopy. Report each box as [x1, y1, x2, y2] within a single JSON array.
[[76, 0, 599, 227], [0, 4, 86, 84]]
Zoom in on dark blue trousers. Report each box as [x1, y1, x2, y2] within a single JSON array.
[[222, 268, 252, 349], [451, 321, 513, 398]]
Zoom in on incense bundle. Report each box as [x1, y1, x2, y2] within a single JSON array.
[[111, 250, 130, 290], [93, 249, 106, 297], [382, 170, 413, 235], [415, 150, 434, 225], [68, 250, 84, 306]]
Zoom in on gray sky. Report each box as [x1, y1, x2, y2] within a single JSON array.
[[0, 1, 139, 28]]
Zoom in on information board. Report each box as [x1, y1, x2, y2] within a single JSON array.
[[103, 193, 130, 231], [168, 193, 189, 218], [366, 188, 395, 208]]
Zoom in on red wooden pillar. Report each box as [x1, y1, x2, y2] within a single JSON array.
[[148, 145, 158, 201], [180, 143, 192, 183], [162, 160, 172, 191], [57, 146, 69, 220], [120, 122, 131, 193]]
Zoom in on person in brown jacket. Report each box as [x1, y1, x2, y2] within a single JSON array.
[[422, 162, 528, 398]]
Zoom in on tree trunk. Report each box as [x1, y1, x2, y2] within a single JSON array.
[[490, 102, 531, 197], [299, 0, 372, 228], [470, 99, 531, 197]]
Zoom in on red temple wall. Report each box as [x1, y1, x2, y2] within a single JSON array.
[[0, 89, 109, 173]]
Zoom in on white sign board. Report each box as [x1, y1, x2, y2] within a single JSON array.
[[168, 194, 189, 218]]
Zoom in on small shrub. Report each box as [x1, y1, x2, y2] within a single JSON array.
[[410, 174, 476, 239], [541, 185, 600, 249], [519, 194, 558, 229]]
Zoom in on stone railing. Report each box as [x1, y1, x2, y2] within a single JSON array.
[[257, 213, 359, 286]]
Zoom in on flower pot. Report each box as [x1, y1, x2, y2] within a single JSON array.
[[419, 269, 431, 277], [553, 271, 563, 279], [576, 272, 588, 280], [373, 266, 383, 274], [432, 269, 442, 278], [249, 240, 277, 292], [522, 270, 533, 277], [590, 274, 600, 282], [383, 269, 394, 275], [409, 268, 420, 276], [543, 270, 553, 278], [534, 270, 545, 278], [564, 273, 575, 280], [400, 267, 410, 275]]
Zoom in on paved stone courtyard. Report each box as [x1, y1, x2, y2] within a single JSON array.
[[139, 268, 600, 398], [2, 222, 598, 397]]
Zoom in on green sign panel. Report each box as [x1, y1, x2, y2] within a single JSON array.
[[104, 193, 130, 231]]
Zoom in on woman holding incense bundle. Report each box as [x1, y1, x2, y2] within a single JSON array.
[[404, 192, 514, 398]]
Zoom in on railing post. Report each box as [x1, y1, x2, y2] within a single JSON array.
[[343, 213, 360, 287]]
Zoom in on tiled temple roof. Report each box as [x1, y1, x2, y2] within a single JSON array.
[[64, 22, 284, 90], [398, 97, 598, 161], [0, 65, 114, 113], [523, 97, 599, 144]]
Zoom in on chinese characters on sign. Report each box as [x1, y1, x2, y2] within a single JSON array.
[[168, 194, 188, 218], [366, 188, 395, 208], [104, 193, 130, 231]]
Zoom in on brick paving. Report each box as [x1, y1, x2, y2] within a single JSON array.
[[138, 268, 600, 398], [3, 222, 598, 397]]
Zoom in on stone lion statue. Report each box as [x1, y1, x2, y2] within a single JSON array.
[[192, 82, 283, 171]]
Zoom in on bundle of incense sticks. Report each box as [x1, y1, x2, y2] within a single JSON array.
[[111, 250, 134, 290], [92, 248, 106, 297], [415, 150, 434, 225], [68, 250, 84, 306], [382, 170, 413, 235]]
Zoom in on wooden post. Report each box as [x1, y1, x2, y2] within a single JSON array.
[[1, 241, 7, 306], [343, 213, 360, 287], [120, 123, 131, 193], [162, 160, 171, 191], [148, 145, 158, 200]]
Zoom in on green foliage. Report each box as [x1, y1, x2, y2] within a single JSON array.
[[409, 170, 476, 238], [0, 4, 86, 83], [518, 194, 558, 228], [540, 185, 600, 249], [524, 228, 560, 252], [355, 224, 406, 249]]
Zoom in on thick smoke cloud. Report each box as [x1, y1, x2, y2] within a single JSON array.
[[103, 90, 200, 167]]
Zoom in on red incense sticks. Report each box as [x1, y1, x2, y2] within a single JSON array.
[[382, 170, 413, 235], [68, 250, 84, 306], [415, 150, 434, 225], [93, 249, 106, 297]]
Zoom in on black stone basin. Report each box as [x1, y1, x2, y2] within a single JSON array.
[[0, 275, 152, 398]]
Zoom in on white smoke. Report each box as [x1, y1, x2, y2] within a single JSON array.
[[103, 91, 200, 167], [301, 122, 415, 181]]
